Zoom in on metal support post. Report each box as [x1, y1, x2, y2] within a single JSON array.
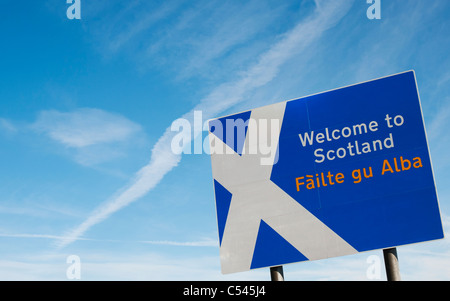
[[270, 265, 284, 281], [383, 247, 401, 281]]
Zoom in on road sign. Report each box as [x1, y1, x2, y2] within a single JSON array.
[[208, 71, 444, 274]]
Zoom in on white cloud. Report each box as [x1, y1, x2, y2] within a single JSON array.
[[425, 97, 450, 174], [0, 118, 17, 134], [171, 1, 284, 80], [91, 1, 305, 82], [32, 108, 141, 148], [0, 231, 217, 247], [31, 108, 143, 167], [427, 98, 450, 142], [0, 232, 92, 241], [140, 238, 218, 247], [107, 0, 182, 53]]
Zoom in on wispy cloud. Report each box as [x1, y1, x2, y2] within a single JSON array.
[[32, 108, 141, 148], [56, 128, 181, 248], [0, 201, 84, 219], [167, 1, 285, 80], [56, 1, 354, 249], [0, 118, 17, 134], [140, 238, 217, 247], [426, 96, 450, 173], [31, 108, 142, 166], [107, 0, 183, 53], [92, 1, 297, 81], [427, 98, 450, 142], [0, 232, 92, 241], [0, 232, 217, 247]]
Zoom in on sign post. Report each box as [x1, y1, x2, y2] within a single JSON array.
[[383, 247, 401, 281], [270, 266, 284, 281], [209, 71, 444, 277]]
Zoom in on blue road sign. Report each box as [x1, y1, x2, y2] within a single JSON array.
[[208, 71, 444, 274]]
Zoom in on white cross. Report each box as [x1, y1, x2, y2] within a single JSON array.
[[210, 101, 357, 274]]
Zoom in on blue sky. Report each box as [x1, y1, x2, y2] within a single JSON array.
[[1, 0, 450, 280]]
